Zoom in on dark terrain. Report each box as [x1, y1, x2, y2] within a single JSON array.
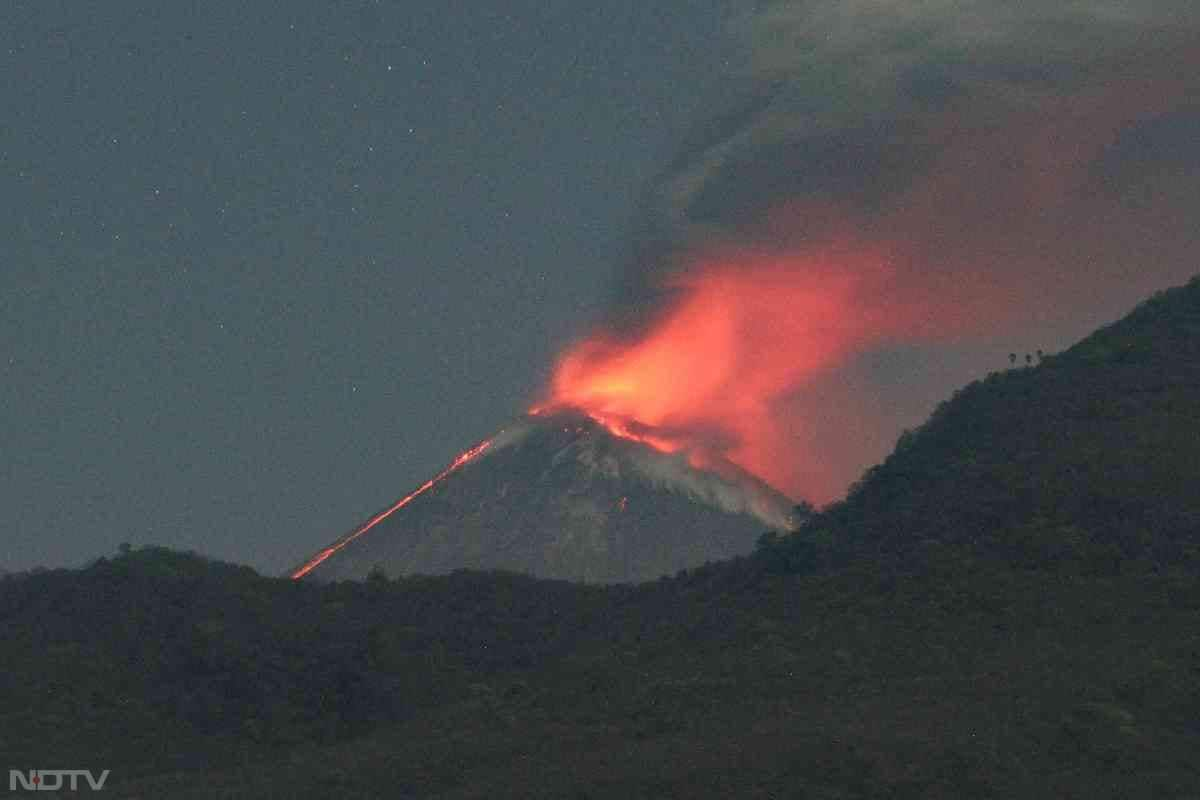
[[3, 277, 1199, 798]]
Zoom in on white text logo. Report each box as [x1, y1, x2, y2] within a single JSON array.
[[10, 770, 111, 791]]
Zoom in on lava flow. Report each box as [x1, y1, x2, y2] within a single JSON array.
[[289, 437, 493, 579], [534, 245, 915, 500]]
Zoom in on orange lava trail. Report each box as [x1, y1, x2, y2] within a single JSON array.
[[289, 437, 494, 580]]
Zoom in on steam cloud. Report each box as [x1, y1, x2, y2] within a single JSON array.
[[594, 0, 1200, 502]]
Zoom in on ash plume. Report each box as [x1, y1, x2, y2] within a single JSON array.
[[574, 0, 1200, 501], [631, 0, 1200, 294]]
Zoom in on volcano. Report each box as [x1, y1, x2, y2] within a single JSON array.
[[290, 410, 795, 584]]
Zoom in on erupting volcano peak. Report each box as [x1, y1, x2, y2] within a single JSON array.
[[290, 409, 795, 584], [533, 247, 909, 501]]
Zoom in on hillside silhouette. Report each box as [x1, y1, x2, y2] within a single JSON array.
[[760, 274, 1200, 577], [2, 277, 1198, 798]]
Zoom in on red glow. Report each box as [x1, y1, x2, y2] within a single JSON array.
[[290, 438, 493, 579], [535, 246, 919, 499], [534, 61, 1200, 503]]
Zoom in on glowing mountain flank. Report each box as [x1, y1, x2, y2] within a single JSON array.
[[290, 410, 795, 584], [289, 437, 495, 580]]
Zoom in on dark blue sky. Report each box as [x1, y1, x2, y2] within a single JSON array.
[[2, 1, 737, 572]]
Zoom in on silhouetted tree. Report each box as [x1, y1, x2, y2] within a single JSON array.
[[792, 501, 817, 527], [895, 428, 918, 453]]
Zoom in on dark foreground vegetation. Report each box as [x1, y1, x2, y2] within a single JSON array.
[[3, 277, 1200, 798]]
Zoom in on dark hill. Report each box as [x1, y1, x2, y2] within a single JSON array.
[[763, 274, 1200, 575], [0, 547, 613, 781]]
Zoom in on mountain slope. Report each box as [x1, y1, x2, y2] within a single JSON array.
[[767, 274, 1200, 574], [294, 411, 794, 584]]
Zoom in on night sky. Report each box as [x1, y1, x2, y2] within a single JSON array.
[[5, 1, 1198, 574]]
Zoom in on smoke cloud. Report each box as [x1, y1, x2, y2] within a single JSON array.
[[632, 0, 1199, 293], [554, 0, 1200, 503]]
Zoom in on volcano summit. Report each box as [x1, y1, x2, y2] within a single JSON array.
[[291, 410, 794, 584]]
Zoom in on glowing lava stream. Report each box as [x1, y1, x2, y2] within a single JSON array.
[[289, 437, 494, 580]]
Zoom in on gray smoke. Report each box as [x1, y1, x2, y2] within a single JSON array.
[[604, 0, 1200, 500], [620, 0, 1200, 314]]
